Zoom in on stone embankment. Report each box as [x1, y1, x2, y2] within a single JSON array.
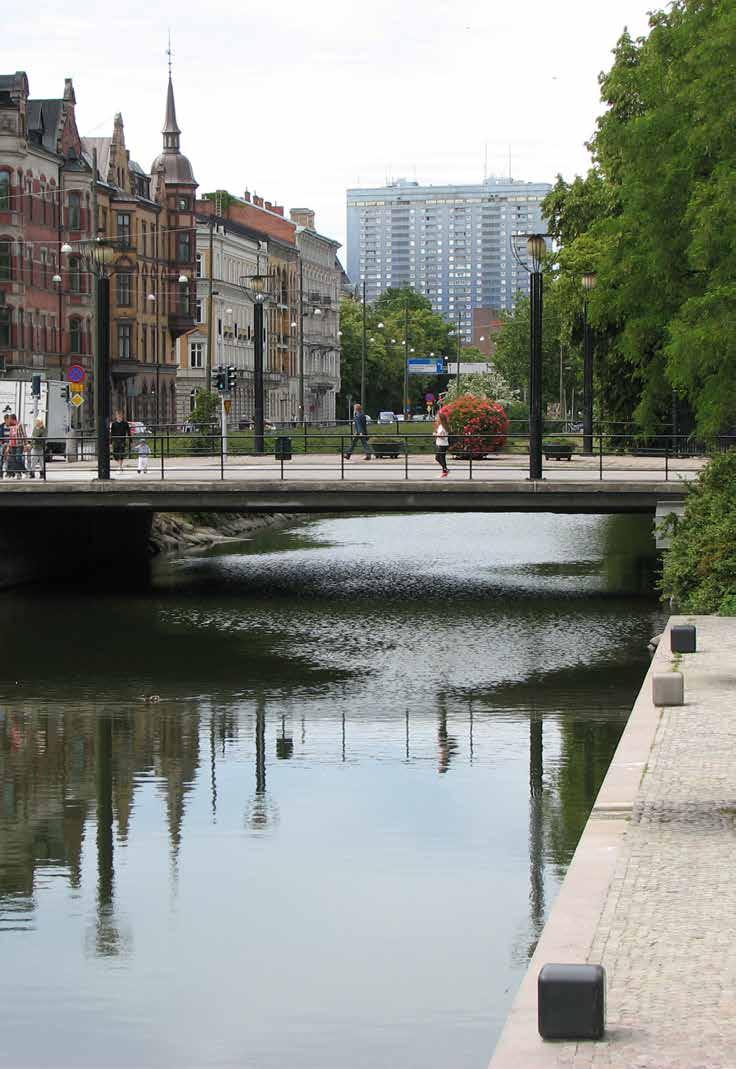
[[489, 615, 736, 1069], [149, 511, 294, 555]]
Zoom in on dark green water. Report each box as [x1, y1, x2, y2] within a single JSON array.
[[0, 512, 663, 1068]]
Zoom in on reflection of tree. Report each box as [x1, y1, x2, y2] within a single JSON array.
[[527, 714, 545, 959]]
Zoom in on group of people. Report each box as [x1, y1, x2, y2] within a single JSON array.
[[0, 413, 46, 479], [344, 403, 451, 477], [110, 411, 150, 474]]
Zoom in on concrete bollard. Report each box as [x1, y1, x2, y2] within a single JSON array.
[[671, 624, 697, 653], [653, 671, 684, 707], [538, 963, 606, 1040]]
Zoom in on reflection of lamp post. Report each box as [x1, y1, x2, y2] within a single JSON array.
[[241, 268, 273, 454], [61, 234, 116, 479], [582, 272, 597, 455], [527, 234, 546, 481]]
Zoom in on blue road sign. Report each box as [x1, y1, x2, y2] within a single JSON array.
[[408, 358, 445, 374]]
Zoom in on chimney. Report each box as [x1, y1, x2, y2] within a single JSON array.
[[243, 190, 251, 203], [253, 194, 264, 208], [290, 208, 316, 230], [63, 78, 76, 105], [265, 201, 272, 211]]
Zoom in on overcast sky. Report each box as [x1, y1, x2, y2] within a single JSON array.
[[7, 0, 654, 255]]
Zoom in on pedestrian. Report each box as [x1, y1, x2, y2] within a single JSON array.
[[434, 410, 450, 477], [133, 437, 151, 475], [343, 402, 373, 461], [28, 418, 45, 479], [0, 413, 11, 479], [110, 410, 131, 473], [5, 414, 27, 479]]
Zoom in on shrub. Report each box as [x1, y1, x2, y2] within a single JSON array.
[[440, 394, 509, 456], [660, 451, 736, 614]]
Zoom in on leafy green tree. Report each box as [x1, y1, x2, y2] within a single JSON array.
[[493, 292, 567, 411]]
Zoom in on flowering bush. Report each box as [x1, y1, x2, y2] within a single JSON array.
[[440, 394, 509, 456]]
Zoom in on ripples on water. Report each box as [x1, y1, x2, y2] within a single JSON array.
[[0, 513, 663, 1068]]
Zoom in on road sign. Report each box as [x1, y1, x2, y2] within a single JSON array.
[[67, 364, 86, 384], [223, 399, 232, 413], [70, 393, 85, 408], [70, 382, 85, 394], [408, 358, 445, 375]]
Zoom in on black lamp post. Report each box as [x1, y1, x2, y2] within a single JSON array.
[[527, 234, 546, 481], [61, 234, 116, 479], [242, 269, 272, 454], [361, 278, 367, 409], [582, 272, 597, 455]]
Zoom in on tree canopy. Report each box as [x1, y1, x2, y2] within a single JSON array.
[[531, 0, 736, 435]]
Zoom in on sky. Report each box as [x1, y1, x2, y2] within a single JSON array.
[[6, 0, 655, 255]]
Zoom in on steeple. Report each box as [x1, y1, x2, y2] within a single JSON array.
[[162, 76, 181, 152]]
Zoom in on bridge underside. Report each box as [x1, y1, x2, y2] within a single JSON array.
[[0, 480, 687, 515]]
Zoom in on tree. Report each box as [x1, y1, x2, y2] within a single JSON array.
[[493, 292, 567, 412], [443, 367, 514, 405]]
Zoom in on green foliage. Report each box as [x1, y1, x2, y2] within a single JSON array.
[[660, 452, 736, 614], [186, 390, 220, 455], [542, 1, 736, 434], [440, 394, 509, 455], [337, 287, 456, 416], [443, 367, 514, 404], [493, 293, 567, 409]]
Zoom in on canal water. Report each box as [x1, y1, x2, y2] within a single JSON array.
[[0, 512, 663, 1068]]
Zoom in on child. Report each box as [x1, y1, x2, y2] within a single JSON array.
[[133, 437, 151, 475]]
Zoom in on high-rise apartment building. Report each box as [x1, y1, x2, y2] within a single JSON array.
[[346, 177, 551, 342]]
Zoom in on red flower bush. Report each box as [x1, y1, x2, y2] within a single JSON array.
[[440, 394, 509, 456]]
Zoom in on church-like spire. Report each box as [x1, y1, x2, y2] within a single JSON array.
[[162, 76, 181, 151]]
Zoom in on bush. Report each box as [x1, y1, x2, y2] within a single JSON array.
[[660, 451, 736, 614], [440, 394, 509, 457]]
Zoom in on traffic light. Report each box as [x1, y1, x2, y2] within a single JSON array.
[[214, 367, 226, 391], [227, 366, 237, 391], [61, 385, 70, 402], [31, 374, 42, 398]]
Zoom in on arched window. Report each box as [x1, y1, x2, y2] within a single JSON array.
[[0, 172, 10, 211], [70, 318, 82, 353]]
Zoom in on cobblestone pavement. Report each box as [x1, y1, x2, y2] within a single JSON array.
[[561, 617, 736, 1069]]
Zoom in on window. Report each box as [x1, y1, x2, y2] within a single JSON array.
[[118, 323, 132, 358], [190, 342, 204, 368], [195, 298, 203, 322], [69, 314, 81, 352], [0, 308, 10, 348], [68, 191, 81, 230], [0, 172, 10, 211], [195, 253, 203, 278], [178, 285, 189, 315], [178, 197, 190, 211], [0, 240, 11, 280], [69, 255, 82, 293], [142, 222, 147, 257], [177, 230, 191, 262], [117, 213, 131, 247], [117, 272, 132, 306], [142, 325, 148, 362]]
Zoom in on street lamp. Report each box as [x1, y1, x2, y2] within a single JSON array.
[[146, 293, 159, 426], [61, 234, 116, 479], [582, 272, 597, 455], [527, 234, 546, 481], [241, 268, 273, 454]]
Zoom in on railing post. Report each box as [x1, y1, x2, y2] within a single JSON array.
[[665, 438, 669, 482], [469, 450, 473, 481], [220, 429, 224, 481], [280, 454, 284, 481], [41, 440, 47, 481], [161, 435, 165, 480], [404, 435, 409, 480], [599, 428, 603, 481], [341, 435, 344, 480]]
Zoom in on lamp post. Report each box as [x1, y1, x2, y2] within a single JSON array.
[[361, 278, 367, 408], [61, 234, 116, 479], [241, 268, 272, 454], [527, 234, 546, 481], [146, 293, 159, 427], [582, 272, 597, 455]]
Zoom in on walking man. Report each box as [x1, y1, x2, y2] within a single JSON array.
[[343, 403, 373, 461]]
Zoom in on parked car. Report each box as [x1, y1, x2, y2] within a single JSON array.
[[378, 411, 395, 425]]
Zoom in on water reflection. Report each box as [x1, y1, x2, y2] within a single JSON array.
[[0, 511, 664, 1069]]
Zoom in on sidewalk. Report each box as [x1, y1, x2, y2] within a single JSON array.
[[490, 615, 736, 1069]]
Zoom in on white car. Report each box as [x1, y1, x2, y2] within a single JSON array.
[[378, 411, 395, 425]]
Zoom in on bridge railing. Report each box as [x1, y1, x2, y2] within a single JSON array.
[[7, 429, 726, 483]]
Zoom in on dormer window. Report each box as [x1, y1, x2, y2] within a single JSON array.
[[177, 197, 190, 211]]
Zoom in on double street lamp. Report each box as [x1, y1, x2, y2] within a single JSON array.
[[241, 269, 273, 454]]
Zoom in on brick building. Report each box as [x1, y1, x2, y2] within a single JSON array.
[[0, 69, 196, 427]]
